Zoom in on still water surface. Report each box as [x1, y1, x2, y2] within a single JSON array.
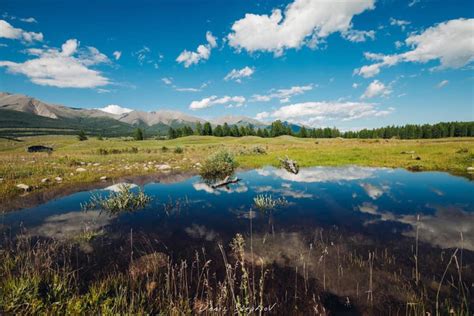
[[2, 166, 472, 251], [1, 166, 473, 312]]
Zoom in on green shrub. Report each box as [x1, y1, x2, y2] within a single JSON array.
[[238, 145, 267, 156], [82, 184, 151, 214], [252, 145, 267, 155], [97, 147, 138, 155], [174, 146, 184, 154], [200, 149, 238, 181], [77, 130, 88, 141]]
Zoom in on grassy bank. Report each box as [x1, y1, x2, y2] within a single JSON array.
[[0, 135, 473, 205], [1, 229, 469, 315]]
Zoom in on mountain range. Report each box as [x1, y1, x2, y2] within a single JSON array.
[[0, 92, 274, 137]]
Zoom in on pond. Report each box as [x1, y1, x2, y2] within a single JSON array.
[[1, 166, 473, 314]]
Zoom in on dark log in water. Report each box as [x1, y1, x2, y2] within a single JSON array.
[[279, 156, 299, 174], [211, 176, 240, 188]]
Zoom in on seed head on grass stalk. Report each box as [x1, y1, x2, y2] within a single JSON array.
[[253, 194, 287, 212]]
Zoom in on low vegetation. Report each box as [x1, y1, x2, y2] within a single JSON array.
[[0, 233, 269, 315], [81, 184, 151, 214], [0, 135, 473, 207], [0, 227, 469, 314], [253, 194, 287, 211], [77, 130, 88, 141], [173, 146, 184, 154], [97, 147, 138, 155], [199, 149, 238, 181]]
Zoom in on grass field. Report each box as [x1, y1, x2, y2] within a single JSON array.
[[1, 135, 473, 206]]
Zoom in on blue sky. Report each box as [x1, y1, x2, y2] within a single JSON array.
[[0, 0, 473, 129]]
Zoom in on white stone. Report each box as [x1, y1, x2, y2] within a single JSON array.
[[41, 178, 49, 183], [76, 167, 87, 172], [55, 177, 62, 182], [100, 176, 107, 181], [156, 164, 171, 170], [16, 184, 30, 191]]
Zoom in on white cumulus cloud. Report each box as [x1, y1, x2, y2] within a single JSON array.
[[342, 29, 375, 42], [354, 18, 474, 78], [0, 38, 111, 88], [113, 51, 122, 60], [162, 77, 172, 85], [176, 31, 217, 67], [259, 101, 393, 126], [0, 19, 43, 43], [252, 84, 314, 103], [390, 17, 411, 31], [255, 111, 270, 121], [19, 17, 37, 23], [227, 0, 375, 56], [224, 66, 255, 82], [436, 80, 449, 89], [361, 80, 392, 99], [189, 95, 245, 110], [97, 104, 133, 115]]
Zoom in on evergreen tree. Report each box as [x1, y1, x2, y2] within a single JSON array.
[[213, 125, 223, 137], [246, 125, 256, 136], [298, 126, 308, 138], [231, 125, 240, 137], [168, 127, 177, 139], [77, 130, 88, 141], [203, 122, 213, 135], [195, 122, 203, 135], [222, 123, 231, 136], [133, 128, 144, 140], [270, 120, 286, 137]]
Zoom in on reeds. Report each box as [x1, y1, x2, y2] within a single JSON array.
[[0, 232, 271, 315], [253, 194, 287, 211], [81, 184, 151, 214], [0, 220, 470, 315]]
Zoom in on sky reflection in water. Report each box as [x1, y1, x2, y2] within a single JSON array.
[[1, 166, 473, 252]]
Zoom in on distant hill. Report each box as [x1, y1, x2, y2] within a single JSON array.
[[0, 92, 272, 137], [0, 92, 119, 120], [212, 115, 267, 128], [282, 121, 303, 133]]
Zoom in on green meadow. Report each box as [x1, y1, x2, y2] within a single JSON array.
[[1, 135, 473, 206]]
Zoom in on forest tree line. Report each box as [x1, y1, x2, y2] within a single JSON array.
[[164, 120, 474, 139]]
